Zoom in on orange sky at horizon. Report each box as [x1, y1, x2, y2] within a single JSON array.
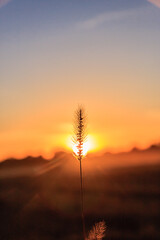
[[1, 103, 160, 161]]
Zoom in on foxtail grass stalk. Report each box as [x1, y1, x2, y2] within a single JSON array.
[[73, 107, 87, 240]]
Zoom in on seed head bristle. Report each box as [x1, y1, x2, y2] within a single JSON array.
[[86, 221, 106, 240]]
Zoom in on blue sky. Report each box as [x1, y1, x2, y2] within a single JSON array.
[[0, 0, 160, 159]]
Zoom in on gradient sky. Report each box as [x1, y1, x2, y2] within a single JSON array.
[[1, 0, 160, 160]]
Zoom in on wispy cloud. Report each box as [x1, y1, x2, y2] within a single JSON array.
[[147, 0, 160, 7], [77, 8, 143, 30], [0, 0, 12, 8]]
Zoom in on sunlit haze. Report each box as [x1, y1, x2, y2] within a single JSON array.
[[1, 0, 160, 160]]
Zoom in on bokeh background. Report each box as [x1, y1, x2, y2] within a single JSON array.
[[1, 1, 160, 239]]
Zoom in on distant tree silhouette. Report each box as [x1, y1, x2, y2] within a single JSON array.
[[72, 107, 87, 240]]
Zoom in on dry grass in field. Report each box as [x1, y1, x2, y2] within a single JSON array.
[[86, 221, 106, 240]]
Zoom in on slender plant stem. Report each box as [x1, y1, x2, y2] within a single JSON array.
[[79, 157, 86, 240]]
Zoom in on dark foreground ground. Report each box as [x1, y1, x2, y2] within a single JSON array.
[[0, 151, 160, 240]]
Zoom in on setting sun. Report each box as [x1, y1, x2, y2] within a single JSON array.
[[72, 139, 92, 157], [67, 135, 96, 156]]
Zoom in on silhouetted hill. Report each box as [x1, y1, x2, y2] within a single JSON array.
[[0, 156, 47, 168], [146, 144, 160, 152], [0, 144, 160, 179], [100, 144, 160, 168], [130, 144, 160, 153]]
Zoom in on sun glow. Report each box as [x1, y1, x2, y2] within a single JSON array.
[[67, 135, 96, 156], [72, 140, 91, 157]]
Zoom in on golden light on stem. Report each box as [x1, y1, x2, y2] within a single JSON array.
[[66, 131, 98, 155], [72, 137, 93, 156]]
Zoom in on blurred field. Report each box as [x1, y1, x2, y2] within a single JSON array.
[[0, 149, 160, 240]]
